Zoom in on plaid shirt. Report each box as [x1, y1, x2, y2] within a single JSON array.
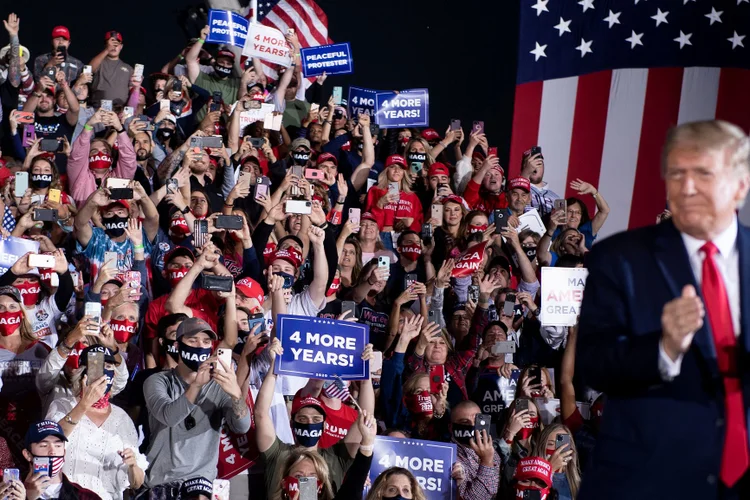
[[406, 306, 489, 400], [457, 444, 501, 500], [529, 182, 561, 220]]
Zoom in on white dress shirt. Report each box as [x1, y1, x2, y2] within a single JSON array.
[[659, 217, 742, 379]]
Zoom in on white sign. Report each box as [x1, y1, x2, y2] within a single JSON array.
[[238, 104, 275, 134], [540, 267, 588, 327], [517, 208, 546, 237], [533, 397, 590, 424], [242, 24, 291, 66]]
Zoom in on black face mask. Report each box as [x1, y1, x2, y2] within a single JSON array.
[[162, 339, 180, 362], [214, 65, 232, 78], [291, 151, 310, 166], [178, 339, 212, 371], [233, 329, 250, 355], [102, 215, 128, 238], [407, 152, 426, 166], [31, 174, 53, 189], [292, 421, 324, 447], [156, 128, 173, 143], [452, 423, 475, 445], [523, 245, 537, 262]]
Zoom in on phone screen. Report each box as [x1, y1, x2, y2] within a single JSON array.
[[429, 365, 445, 394], [87, 351, 105, 382]]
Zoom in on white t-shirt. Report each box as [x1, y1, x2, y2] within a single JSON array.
[[0, 342, 50, 393], [26, 297, 63, 349]]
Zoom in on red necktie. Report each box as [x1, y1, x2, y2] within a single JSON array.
[[701, 242, 749, 486]]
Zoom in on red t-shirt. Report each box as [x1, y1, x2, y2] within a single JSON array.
[[365, 187, 423, 232], [318, 400, 358, 449], [462, 179, 508, 213], [144, 288, 219, 339]]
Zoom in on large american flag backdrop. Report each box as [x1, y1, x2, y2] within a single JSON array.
[[509, 0, 750, 240]]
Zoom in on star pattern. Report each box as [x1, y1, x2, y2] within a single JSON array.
[[530, 42, 548, 61], [625, 30, 644, 48], [674, 30, 693, 49], [651, 8, 669, 26], [554, 17, 572, 36], [578, 0, 595, 13], [706, 7, 723, 25], [728, 30, 746, 48], [604, 10, 622, 28], [576, 38, 594, 57], [532, 0, 549, 17]]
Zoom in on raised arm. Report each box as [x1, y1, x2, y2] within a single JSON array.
[[570, 179, 610, 236], [185, 26, 209, 83], [255, 338, 283, 452], [165, 244, 220, 314], [560, 322, 578, 421]]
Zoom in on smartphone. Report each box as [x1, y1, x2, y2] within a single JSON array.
[[491, 341, 517, 355], [200, 274, 233, 292], [529, 366, 542, 387], [468, 284, 479, 302], [255, 176, 271, 200], [428, 309, 437, 323], [32, 209, 58, 222], [14, 172, 28, 198], [530, 145, 543, 158], [370, 350, 383, 375], [429, 365, 445, 394], [70, 271, 79, 287], [493, 209, 508, 233], [388, 182, 399, 198], [28, 254, 56, 268], [431, 203, 444, 222], [474, 413, 491, 436], [310, 103, 320, 115], [48, 188, 62, 204], [22, 124, 36, 148], [166, 178, 179, 194], [298, 477, 318, 500], [516, 398, 529, 413], [349, 209, 361, 231], [304, 168, 325, 181], [202, 135, 224, 148], [45, 67, 56, 80], [553, 198, 567, 219], [488, 147, 498, 157], [421, 223, 433, 242], [215, 215, 244, 230], [377, 255, 390, 270], [285, 200, 312, 215], [101, 100, 113, 112], [522, 491, 542, 500], [332, 86, 343, 105], [133, 63, 144, 79], [404, 273, 418, 290], [250, 137, 265, 148], [450, 119, 461, 131], [503, 293, 516, 317], [2, 468, 19, 483], [210, 91, 222, 112], [104, 251, 119, 272], [291, 165, 304, 179], [87, 351, 105, 382], [556, 433, 572, 450], [123, 106, 135, 120], [194, 220, 208, 247], [341, 300, 357, 318], [160, 99, 170, 111], [120, 270, 141, 290], [106, 178, 130, 189], [109, 188, 133, 200], [85, 302, 102, 327], [238, 171, 253, 191], [248, 312, 265, 335], [33, 457, 50, 477], [83, 65, 92, 74], [472, 120, 484, 134], [40, 138, 62, 152], [16, 111, 34, 125], [215, 347, 232, 372]]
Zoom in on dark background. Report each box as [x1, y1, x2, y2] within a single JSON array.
[[5, 0, 520, 165]]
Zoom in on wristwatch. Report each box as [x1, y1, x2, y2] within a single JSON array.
[[181, 206, 191, 214], [337, 197, 346, 204]]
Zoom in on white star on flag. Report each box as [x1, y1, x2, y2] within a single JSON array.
[[674, 30, 693, 49], [531, 0, 549, 16], [651, 8, 669, 26], [530, 42, 548, 61], [576, 38, 593, 57], [554, 17, 572, 36], [727, 31, 745, 49], [705, 7, 723, 25], [625, 30, 644, 48], [603, 10, 622, 28], [578, 0, 595, 13]]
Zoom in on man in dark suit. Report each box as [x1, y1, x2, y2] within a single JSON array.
[[576, 120, 750, 500]]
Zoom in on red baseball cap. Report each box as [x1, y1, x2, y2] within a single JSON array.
[[508, 176, 531, 193], [272, 247, 302, 269], [291, 392, 326, 417], [421, 128, 440, 142], [428, 162, 450, 178], [515, 457, 552, 488], [217, 49, 236, 62], [361, 212, 377, 223], [317, 152, 337, 166], [101, 200, 130, 212], [385, 154, 407, 169], [164, 246, 195, 265], [105, 31, 123, 43], [236, 277, 265, 305], [52, 26, 70, 40], [442, 194, 470, 211]]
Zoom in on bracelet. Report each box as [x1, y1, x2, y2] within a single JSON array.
[[84, 124, 93, 131], [592, 191, 599, 198], [531, 308, 539, 316], [337, 198, 346, 204], [224, 202, 235, 208], [198, 39, 205, 44], [65, 414, 78, 425], [133, 244, 144, 251], [359, 444, 374, 452], [115, 127, 125, 134]]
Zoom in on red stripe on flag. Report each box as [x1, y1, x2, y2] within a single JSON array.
[[509, 81, 544, 178], [272, 8, 316, 49], [628, 67, 683, 230], [565, 70, 612, 216], [287, 0, 330, 45], [715, 68, 750, 134]]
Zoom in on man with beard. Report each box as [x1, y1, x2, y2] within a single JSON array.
[[186, 26, 239, 121], [23, 71, 79, 141], [89, 31, 133, 105], [133, 130, 162, 195], [520, 147, 560, 219]]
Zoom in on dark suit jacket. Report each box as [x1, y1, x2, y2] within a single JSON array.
[[576, 219, 750, 500]]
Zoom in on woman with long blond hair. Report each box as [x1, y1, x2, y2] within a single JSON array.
[[533, 423, 581, 500], [365, 467, 427, 500], [365, 155, 424, 234]]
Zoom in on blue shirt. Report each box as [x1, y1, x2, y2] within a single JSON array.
[[76, 227, 153, 279]]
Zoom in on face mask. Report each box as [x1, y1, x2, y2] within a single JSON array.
[[214, 64, 232, 78], [405, 390, 433, 418], [469, 224, 488, 233], [169, 217, 190, 237], [32, 455, 65, 477], [276, 272, 295, 289], [518, 416, 539, 440], [291, 151, 310, 165], [326, 276, 341, 297], [233, 329, 250, 355], [88, 152, 113, 170], [515, 485, 549, 499], [16, 281, 40, 307], [65, 341, 87, 370], [162, 339, 180, 362], [156, 128, 173, 142], [102, 215, 128, 238], [384, 496, 409, 500], [168, 266, 190, 288], [110, 318, 137, 343], [523, 245, 537, 262], [0, 310, 23, 336], [545, 447, 557, 459], [398, 243, 422, 262], [452, 423, 475, 445], [292, 421, 324, 447], [31, 174, 53, 189], [407, 152, 426, 167], [179, 339, 212, 371]]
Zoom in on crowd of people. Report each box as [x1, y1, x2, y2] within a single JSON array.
[[0, 10, 629, 500]]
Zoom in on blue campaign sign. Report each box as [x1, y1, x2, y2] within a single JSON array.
[[206, 9, 250, 49], [374, 89, 430, 128], [348, 87, 380, 118], [0, 236, 39, 276], [300, 43, 353, 77], [274, 314, 369, 380], [366, 437, 456, 500]]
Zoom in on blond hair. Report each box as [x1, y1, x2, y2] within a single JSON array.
[[533, 423, 582, 498], [271, 449, 335, 500], [662, 120, 750, 178], [366, 468, 427, 500]]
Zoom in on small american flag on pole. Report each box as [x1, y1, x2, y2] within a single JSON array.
[[322, 378, 351, 401]]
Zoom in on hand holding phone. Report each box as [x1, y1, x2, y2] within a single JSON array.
[[429, 365, 445, 394]]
